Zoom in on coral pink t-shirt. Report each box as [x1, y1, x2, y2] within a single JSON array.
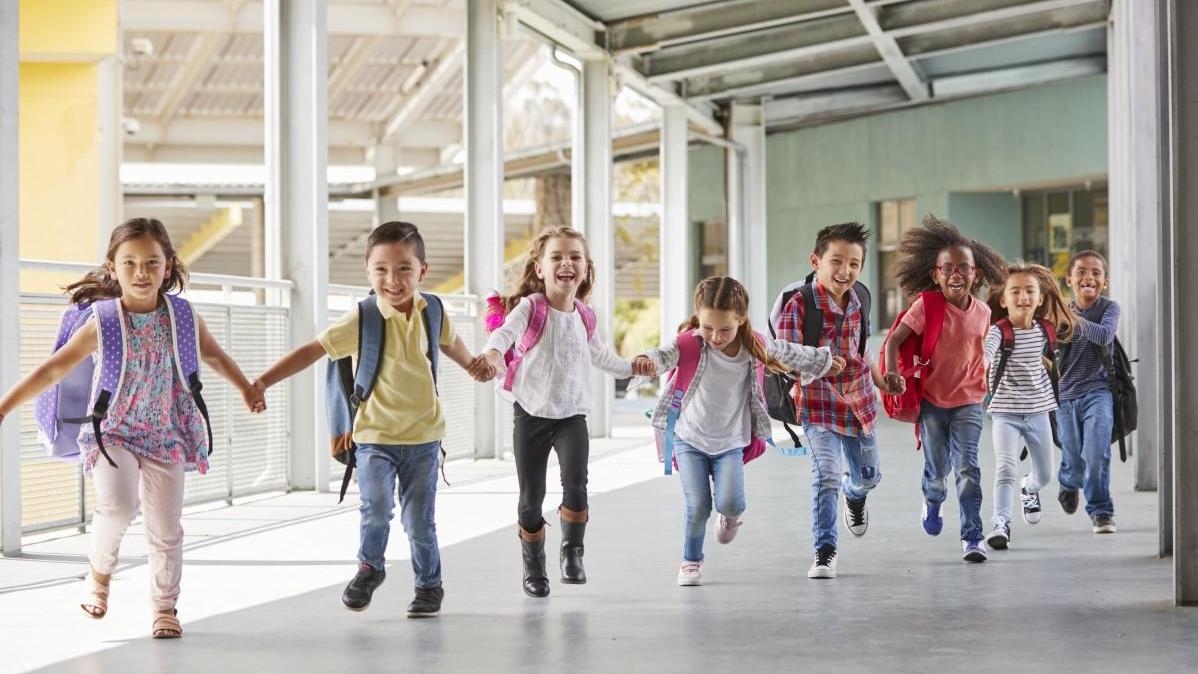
[[900, 293, 991, 408]]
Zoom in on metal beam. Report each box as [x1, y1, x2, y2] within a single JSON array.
[[0, 0, 20, 555], [131, 118, 375, 148], [607, 0, 849, 54], [176, 207, 244, 265], [381, 44, 464, 140], [264, 0, 330, 491], [465, 0, 505, 460], [327, 35, 382, 105], [126, 1, 464, 37], [507, 0, 606, 59], [1165, 0, 1198, 606], [395, 119, 462, 148], [659, 105, 691, 346], [879, 0, 1104, 36], [157, 33, 224, 130], [930, 56, 1105, 98], [764, 85, 909, 125], [847, 0, 928, 100], [123, 144, 367, 165], [580, 58, 614, 438], [612, 61, 722, 136]]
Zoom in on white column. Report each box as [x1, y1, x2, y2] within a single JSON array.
[[0, 0, 21, 555], [465, 0, 505, 459], [368, 144, 402, 225], [660, 105, 691, 339], [97, 56, 122, 250], [1164, 0, 1198, 605], [579, 58, 613, 437], [726, 102, 769, 328], [264, 0, 329, 491]]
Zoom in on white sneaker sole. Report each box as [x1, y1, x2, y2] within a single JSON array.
[[807, 565, 837, 579], [1093, 524, 1117, 534], [1023, 511, 1042, 525], [677, 576, 703, 587]]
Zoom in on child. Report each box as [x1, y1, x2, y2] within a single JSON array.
[[479, 226, 632, 598], [1056, 250, 1121, 533], [635, 276, 842, 587], [252, 221, 489, 618], [882, 216, 1006, 563], [982, 262, 1075, 550], [0, 218, 265, 639], [775, 222, 903, 579]]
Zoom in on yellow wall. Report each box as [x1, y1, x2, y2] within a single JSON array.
[[19, 0, 118, 61], [18, 0, 118, 290]]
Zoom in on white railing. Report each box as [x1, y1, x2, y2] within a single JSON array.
[[15, 260, 294, 533], [324, 286, 481, 477]]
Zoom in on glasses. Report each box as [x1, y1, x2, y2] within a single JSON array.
[[937, 263, 975, 276]]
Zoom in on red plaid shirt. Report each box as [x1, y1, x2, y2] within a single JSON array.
[[776, 283, 878, 436]]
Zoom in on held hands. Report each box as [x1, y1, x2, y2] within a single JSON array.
[[881, 371, 906, 395], [467, 350, 502, 383], [825, 356, 847, 378], [242, 379, 267, 413], [631, 355, 657, 378]]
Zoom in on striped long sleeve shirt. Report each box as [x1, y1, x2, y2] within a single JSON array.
[[1059, 298, 1121, 401]]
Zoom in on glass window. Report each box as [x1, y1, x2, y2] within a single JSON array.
[[1021, 186, 1108, 283], [877, 198, 917, 328]]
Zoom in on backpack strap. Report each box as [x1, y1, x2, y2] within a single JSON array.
[[575, 300, 597, 340], [919, 291, 948, 363], [502, 294, 549, 391], [163, 295, 214, 460], [420, 292, 451, 486], [87, 299, 127, 469], [798, 284, 823, 347], [661, 330, 702, 475], [335, 296, 388, 503], [853, 283, 872, 357], [1035, 318, 1061, 405], [988, 318, 1016, 398]]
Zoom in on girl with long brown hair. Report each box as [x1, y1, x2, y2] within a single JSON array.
[[634, 277, 843, 586], [982, 262, 1076, 550], [0, 218, 264, 638], [479, 226, 633, 598]]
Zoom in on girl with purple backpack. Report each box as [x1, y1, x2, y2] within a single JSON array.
[[478, 226, 633, 598], [0, 219, 264, 639], [633, 277, 842, 587]]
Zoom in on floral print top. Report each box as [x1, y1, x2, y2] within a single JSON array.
[[78, 304, 209, 473]]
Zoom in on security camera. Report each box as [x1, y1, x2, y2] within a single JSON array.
[[130, 37, 154, 57], [122, 117, 141, 136]]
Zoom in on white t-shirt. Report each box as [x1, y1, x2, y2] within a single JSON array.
[[983, 323, 1058, 415], [483, 296, 631, 419], [675, 344, 752, 454]]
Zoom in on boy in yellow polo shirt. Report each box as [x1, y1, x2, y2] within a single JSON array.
[[254, 222, 492, 617]]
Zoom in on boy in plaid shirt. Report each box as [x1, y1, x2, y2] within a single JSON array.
[[776, 222, 901, 579]]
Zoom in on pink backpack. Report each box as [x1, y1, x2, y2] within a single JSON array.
[[654, 329, 771, 475], [484, 292, 597, 392]]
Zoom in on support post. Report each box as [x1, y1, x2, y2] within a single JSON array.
[[660, 105, 691, 340], [580, 58, 613, 437], [725, 102, 769, 327], [0, 0, 20, 555]]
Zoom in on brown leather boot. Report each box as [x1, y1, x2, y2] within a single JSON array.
[[559, 507, 588, 584], [518, 526, 550, 597]]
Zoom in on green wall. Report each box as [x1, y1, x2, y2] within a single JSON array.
[[760, 75, 1109, 317]]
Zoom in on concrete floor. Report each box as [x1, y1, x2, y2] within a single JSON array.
[[2, 404, 1196, 673]]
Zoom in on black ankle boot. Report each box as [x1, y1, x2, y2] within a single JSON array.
[[519, 527, 550, 598], [560, 507, 587, 584]]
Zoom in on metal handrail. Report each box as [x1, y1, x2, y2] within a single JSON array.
[[19, 259, 296, 292]]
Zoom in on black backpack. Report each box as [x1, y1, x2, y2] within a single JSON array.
[[766, 272, 871, 448], [1061, 297, 1138, 462]]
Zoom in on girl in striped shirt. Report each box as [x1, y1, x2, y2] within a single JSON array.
[[983, 263, 1075, 550]]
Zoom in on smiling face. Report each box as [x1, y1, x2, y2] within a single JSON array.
[[810, 239, 865, 302], [106, 235, 171, 308], [366, 241, 427, 311], [535, 236, 589, 299], [696, 307, 745, 353], [1000, 271, 1044, 324], [1067, 254, 1107, 308], [932, 245, 977, 306]]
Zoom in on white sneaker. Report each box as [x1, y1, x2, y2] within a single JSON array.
[[844, 496, 869, 537], [807, 545, 837, 579], [715, 513, 743, 544], [676, 561, 703, 586], [1021, 476, 1043, 525], [986, 522, 1011, 550]]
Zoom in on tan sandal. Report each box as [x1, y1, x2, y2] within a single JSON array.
[[80, 568, 111, 619], [152, 609, 182, 639]]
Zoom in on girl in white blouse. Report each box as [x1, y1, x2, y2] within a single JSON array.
[[481, 226, 632, 598]]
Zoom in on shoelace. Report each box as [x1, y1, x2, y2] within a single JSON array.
[[681, 563, 701, 574], [815, 547, 836, 566], [847, 499, 866, 526], [1022, 492, 1040, 510]]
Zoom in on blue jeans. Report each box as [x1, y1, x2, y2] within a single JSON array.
[[675, 438, 746, 563], [1057, 389, 1115, 517], [919, 401, 984, 543], [803, 425, 882, 551], [356, 441, 442, 589], [991, 413, 1054, 526]]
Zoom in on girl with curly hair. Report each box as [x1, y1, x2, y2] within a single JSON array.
[[882, 216, 1005, 563]]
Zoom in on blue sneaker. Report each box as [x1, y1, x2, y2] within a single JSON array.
[[921, 500, 943, 536], [962, 540, 988, 563]]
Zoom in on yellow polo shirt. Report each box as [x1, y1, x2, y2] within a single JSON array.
[[318, 294, 455, 445]]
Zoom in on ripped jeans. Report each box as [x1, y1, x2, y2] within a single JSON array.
[[803, 425, 882, 551]]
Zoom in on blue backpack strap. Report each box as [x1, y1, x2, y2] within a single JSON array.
[[88, 299, 127, 468], [353, 296, 386, 405], [662, 331, 701, 476], [163, 295, 214, 458], [420, 292, 443, 388], [853, 282, 872, 357]]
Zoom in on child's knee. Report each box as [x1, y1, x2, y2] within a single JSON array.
[[714, 494, 745, 517], [859, 465, 882, 490], [686, 501, 712, 524]]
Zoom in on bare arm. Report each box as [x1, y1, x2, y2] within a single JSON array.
[[198, 317, 265, 413], [255, 340, 327, 390], [882, 322, 914, 393], [0, 320, 98, 422]]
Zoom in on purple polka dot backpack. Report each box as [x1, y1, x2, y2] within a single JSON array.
[[33, 295, 212, 468]]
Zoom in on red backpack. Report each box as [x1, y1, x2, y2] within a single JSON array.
[[879, 291, 947, 447]]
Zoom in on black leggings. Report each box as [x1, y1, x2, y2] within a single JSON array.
[[513, 403, 590, 532]]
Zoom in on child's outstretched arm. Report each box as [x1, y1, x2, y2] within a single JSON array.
[[440, 334, 497, 382], [197, 317, 265, 413], [1073, 302, 1120, 346], [253, 340, 327, 393], [0, 320, 98, 424], [882, 322, 914, 392], [588, 332, 633, 378], [765, 336, 840, 382]]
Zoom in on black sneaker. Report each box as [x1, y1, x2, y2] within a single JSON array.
[[341, 563, 385, 611], [1092, 514, 1117, 534], [844, 495, 868, 537], [1058, 489, 1079, 515], [407, 585, 444, 618]]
